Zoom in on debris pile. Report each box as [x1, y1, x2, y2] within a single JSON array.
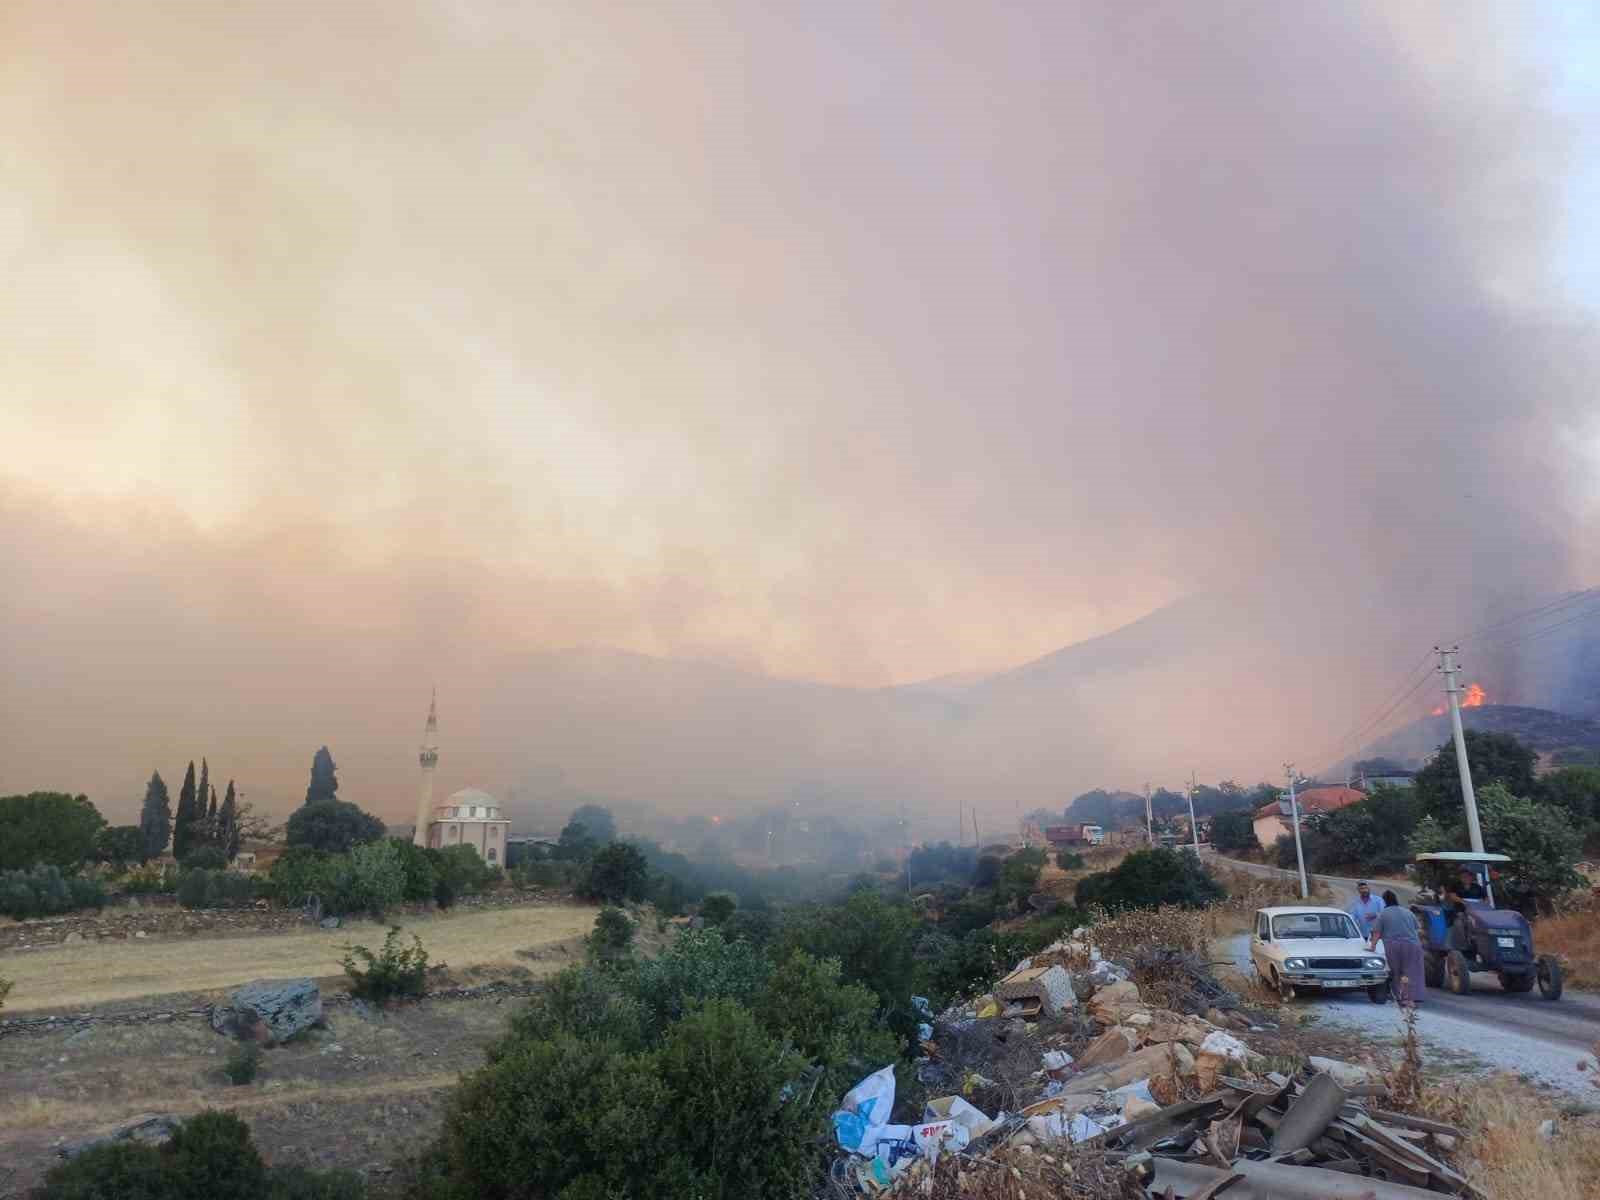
[[831, 929, 1477, 1198]]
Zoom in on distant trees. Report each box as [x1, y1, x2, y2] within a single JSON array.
[[1209, 809, 1257, 853], [0, 792, 106, 871], [139, 770, 172, 861], [1075, 848, 1226, 912], [173, 761, 200, 861], [1408, 782, 1583, 910], [304, 746, 339, 806], [568, 803, 617, 843], [580, 842, 650, 904], [1413, 730, 1536, 821], [93, 825, 146, 869], [285, 799, 386, 855], [219, 781, 241, 861]]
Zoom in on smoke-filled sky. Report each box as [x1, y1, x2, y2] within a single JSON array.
[[3, 2, 1598, 823]]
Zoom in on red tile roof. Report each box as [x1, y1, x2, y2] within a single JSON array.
[[1254, 787, 1366, 820]]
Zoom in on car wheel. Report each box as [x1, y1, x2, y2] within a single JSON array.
[[1271, 967, 1294, 1002], [1537, 956, 1563, 1001], [1367, 984, 1387, 1004], [1445, 949, 1471, 995]]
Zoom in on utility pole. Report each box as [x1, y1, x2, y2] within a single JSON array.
[[1437, 645, 1493, 907], [1144, 783, 1154, 846], [971, 810, 981, 850], [1187, 770, 1201, 853], [1284, 762, 1308, 899], [1436, 646, 1486, 856]]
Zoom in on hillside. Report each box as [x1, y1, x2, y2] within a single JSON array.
[[1334, 704, 1600, 775]]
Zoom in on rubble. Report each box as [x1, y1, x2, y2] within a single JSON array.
[[833, 935, 1482, 1198]]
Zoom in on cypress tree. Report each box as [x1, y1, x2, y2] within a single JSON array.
[[173, 760, 198, 860], [196, 759, 210, 841], [219, 780, 240, 861], [205, 783, 219, 848], [138, 770, 172, 862], [304, 746, 339, 806]]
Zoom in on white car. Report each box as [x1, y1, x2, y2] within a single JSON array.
[[1249, 906, 1390, 1002]]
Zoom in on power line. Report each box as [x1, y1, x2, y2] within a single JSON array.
[[1452, 587, 1599, 647], [1477, 595, 1600, 653], [1295, 651, 1434, 771]]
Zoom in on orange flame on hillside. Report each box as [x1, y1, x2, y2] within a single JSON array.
[[1431, 682, 1487, 716]]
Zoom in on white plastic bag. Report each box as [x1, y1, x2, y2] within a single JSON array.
[[832, 1065, 899, 1154]]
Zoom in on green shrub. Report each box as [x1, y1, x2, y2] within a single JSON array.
[[1075, 847, 1226, 912], [501, 963, 650, 1054], [285, 799, 386, 854], [225, 1041, 261, 1085], [386, 838, 438, 902], [93, 825, 146, 869], [180, 846, 229, 871], [430, 844, 498, 898], [176, 868, 257, 910], [262, 1165, 369, 1200], [432, 1002, 826, 1200], [165, 1111, 264, 1194], [0, 792, 105, 871], [0, 864, 108, 919], [119, 863, 178, 895], [434, 1032, 668, 1198], [579, 842, 650, 904], [33, 1141, 173, 1199], [632, 928, 772, 1033], [509, 859, 575, 891], [754, 951, 899, 1096], [1054, 850, 1085, 870], [346, 839, 405, 917], [268, 847, 337, 909], [587, 906, 635, 959], [699, 890, 738, 925], [342, 926, 429, 1002], [31, 1111, 363, 1200], [777, 889, 922, 1035], [0, 976, 11, 1011], [719, 907, 776, 949]]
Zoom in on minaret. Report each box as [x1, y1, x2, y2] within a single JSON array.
[[413, 690, 439, 847]]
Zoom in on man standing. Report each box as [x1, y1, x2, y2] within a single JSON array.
[[1349, 880, 1384, 939]]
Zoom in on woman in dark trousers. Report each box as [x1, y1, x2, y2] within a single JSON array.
[[1368, 890, 1426, 1006]]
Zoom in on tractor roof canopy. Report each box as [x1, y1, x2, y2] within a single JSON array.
[[1414, 852, 1511, 864]]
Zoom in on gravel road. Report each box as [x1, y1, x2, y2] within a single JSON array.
[[1210, 852, 1599, 1095]]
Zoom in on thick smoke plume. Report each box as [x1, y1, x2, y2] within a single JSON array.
[[0, 2, 1594, 828]]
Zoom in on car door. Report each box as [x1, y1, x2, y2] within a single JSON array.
[[1250, 911, 1270, 976]]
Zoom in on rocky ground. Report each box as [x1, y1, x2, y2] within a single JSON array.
[[0, 967, 554, 1195]]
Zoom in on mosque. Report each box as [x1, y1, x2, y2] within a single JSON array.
[[411, 693, 511, 864]]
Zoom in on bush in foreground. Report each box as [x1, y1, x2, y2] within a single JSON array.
[[1074, 847, 1226, 913], [579, 841, 650, 904], [342, 926, 430, 1002], [0, 864, 107, 919], [225, 1041, 262, 1085], [33, 1110, 363, 1200], [587, 906, 636, 959]]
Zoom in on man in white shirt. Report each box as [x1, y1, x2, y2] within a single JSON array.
[[1349, 880, 1384, 939]]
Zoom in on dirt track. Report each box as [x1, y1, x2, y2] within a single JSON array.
[[0, 903, 596, 1012]]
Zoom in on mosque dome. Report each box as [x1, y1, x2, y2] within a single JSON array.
[[436, 787, 500, 820]]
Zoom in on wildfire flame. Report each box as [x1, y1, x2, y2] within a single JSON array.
[[1431, 682, 1487, 716]]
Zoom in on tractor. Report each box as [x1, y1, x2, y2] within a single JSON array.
[[1409, 852, 1562, 1000]]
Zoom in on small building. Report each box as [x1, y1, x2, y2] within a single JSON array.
[[422, 787, 511, 864], [1045, 824, 1105, 847], [1252, 786, 1365, 850]]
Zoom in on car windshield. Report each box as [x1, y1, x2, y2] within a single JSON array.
[[1272, 913, 1359, 940]]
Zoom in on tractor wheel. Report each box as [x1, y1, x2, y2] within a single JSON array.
[[1271, 967, 1295, 1002], [1445, 950, 1472, 995], [1537, 956, 1564, 1001], [1423, 951, 1444, 989], [1500, 970, 1535, 994]]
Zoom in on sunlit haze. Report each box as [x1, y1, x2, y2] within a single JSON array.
[[3, 2, 1597, 829]]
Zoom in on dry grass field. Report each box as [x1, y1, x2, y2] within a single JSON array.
[[0, 902, 597, 1013]]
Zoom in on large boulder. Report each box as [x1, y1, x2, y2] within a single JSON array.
[[210, 978, 322, 1044], [59, 1113, 180, 1160]]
